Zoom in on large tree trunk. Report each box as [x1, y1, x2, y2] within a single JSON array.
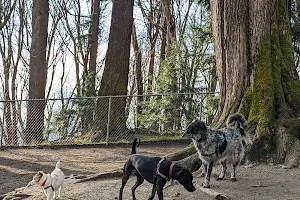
[[169, 0, 300, 170], [96, 0, 134, 139], [25, 0, 49, 144], [210, 0, 300, 165]]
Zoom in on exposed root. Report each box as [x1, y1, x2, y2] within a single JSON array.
[[281, 164, 296, 169], [0, 193, 32, 200], [176, 153, 202, 172], [68, 174, 89, 179], [74, 169, 123, 183], [284, 138, 300, 168], [244, 162, 259, 169], [196, 182, 231, 200], [192, 167, 205, 178], [166, 144, 196, 161]]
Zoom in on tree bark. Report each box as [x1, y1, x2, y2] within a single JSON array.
[[132, 22, 143, 119], [96, 0, 134, 137], [210, 0, 300, 165], [25, 0, 49, 144], [88, 0, 100, 94], [168, 0, 300, 169]]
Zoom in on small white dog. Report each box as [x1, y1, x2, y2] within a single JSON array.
[[30, 161, 64, 200]]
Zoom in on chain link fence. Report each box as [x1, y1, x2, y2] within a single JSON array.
[[0, 93, 219, 147]]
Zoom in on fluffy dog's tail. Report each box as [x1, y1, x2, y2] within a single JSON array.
[[56, 160, 62, 169], [131, 137, 140, 154], [226, 113, 252, 145]]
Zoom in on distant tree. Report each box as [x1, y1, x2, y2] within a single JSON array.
[[0, 0, 22, 145], [131, 21, 143, 116], [138, 1, 215, 134], [25, 0, 49, 144], [0, 0, 17, 30], [137, 0, 162, 95], [87, 0, 101, 95]]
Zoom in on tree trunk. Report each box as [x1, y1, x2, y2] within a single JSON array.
[[88, 0, 100, 94], [212, 0, 300, 165], [25, 0, 49, 144], [82, 0, 101, 133], [132, 22, 143, 121], [168, 0, 300, 170], [96, 0, 134, 138]]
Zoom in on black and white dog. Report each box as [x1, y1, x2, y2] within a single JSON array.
[[183, 113, 252, 188], [119, 138, 196, 200]]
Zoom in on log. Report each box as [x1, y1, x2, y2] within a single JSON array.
[[166, 144, 196, 161], [196, 183, 230, 200], [0, 193, 32, 200], [176, 153, 202, 172]]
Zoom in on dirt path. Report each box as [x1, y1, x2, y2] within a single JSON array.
[[0, 142, 188, 196], [1, 142, 300, 200]]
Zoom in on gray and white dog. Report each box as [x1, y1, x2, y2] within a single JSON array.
[[183, 113, 252, 188]]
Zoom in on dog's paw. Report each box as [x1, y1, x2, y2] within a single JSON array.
[[201, 182, 210, 188], [216, 177, 224, 181], [230, 177, 237, 182]]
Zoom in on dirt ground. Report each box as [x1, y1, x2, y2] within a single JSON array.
[[1, 142, 300, 200]]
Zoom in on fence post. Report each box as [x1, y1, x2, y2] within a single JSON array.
[[199, 94, 203, 121], [106, 97, 112, 145]]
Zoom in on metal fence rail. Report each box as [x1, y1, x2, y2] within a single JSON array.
[[0, 93, 219, 147]]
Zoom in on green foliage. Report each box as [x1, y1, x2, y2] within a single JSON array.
[[49, 72, 98, 140], [196, 0, 210, 8], [290, 0, 300, 66], [46, 108, 77, 140], [82, 72, 97, 97], [138, 8, 216, 134]]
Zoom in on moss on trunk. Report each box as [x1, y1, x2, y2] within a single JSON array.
[[169, 0, 300, 168], [247, 0, 300, 163]]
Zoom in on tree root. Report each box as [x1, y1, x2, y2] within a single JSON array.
[[0, 193, 32, 200], [166, 144, 196, 161], [176, 153, 202, 172], [74, 169, 123, 184], [244, 162, 259, 169], [284, 139, 300, 168]]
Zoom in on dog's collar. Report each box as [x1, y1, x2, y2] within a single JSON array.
[[156, 158, 175, 181], [169, 162, 175, 180], [41, 179, 47, 187]]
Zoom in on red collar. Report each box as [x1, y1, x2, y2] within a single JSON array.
[[41, 178, 47, 187], [169, 163, 175, 180]]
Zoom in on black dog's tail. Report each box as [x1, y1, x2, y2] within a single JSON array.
[[226, 113, 252, 145], [131, 137, 140, 154]]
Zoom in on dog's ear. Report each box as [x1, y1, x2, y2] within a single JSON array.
[[173, 167, 184, 179], [191, 120, 207, 134], [37, 171, 44, 178], [198, 121, 207, 133]]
